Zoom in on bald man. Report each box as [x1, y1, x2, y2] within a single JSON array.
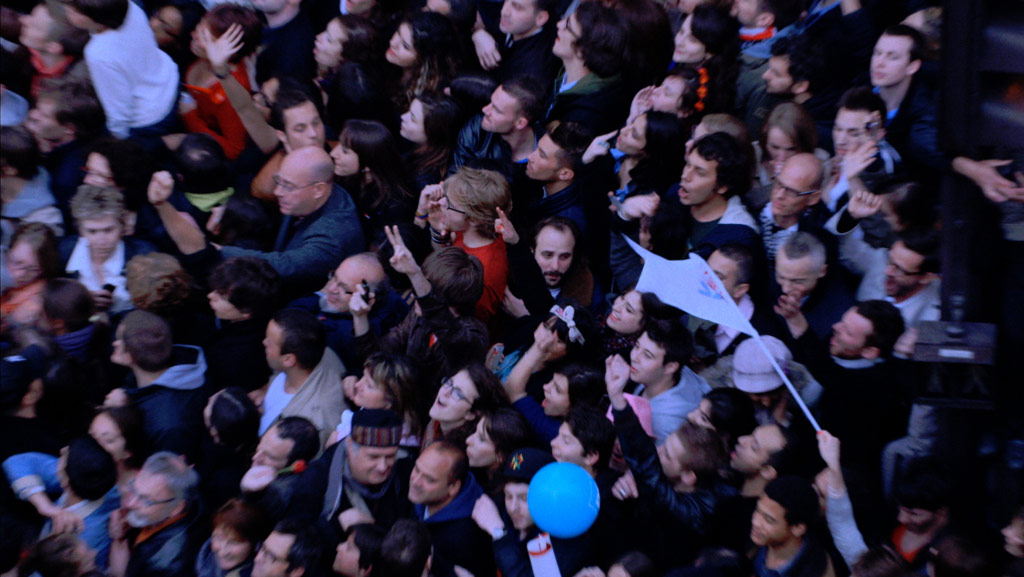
[[155, 146, 363, 298], [758, 152, 833, 269], [219, 146, 363, 297], [287, 252, 410, 368]]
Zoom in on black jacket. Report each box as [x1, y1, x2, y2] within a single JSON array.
[[612, 402, 738, 568], [125, 503, 204, 577], [545, 72, 631, 136], [123, 345, 209, 463], [204, 316, 271, 392]]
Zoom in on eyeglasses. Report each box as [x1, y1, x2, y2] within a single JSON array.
[[272, 174, 324, 193], [81, 166, 115, 182], [886, 255, 924, 276], [256, 542, 289, 565], [443, 192, 466, 215], [561, 17, 580, 39], [772, 177, 818, 198], [326, 273, 356, 294], [7, 259, 40, 275], [125, 479, 177, 507], [441, 377, 471, 404]]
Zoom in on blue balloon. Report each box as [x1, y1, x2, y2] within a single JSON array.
[[528, 462, 600, 538]]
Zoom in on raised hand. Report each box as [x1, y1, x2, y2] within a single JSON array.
[[104, 388, 129, 408], [495, 206, 519, 245], [956, 157, 1024, 203], [845, 188, 883, 220], [502, 286, 528, 319], [471, 494, 504, 533], [583, 130, 619, 165], [816, 430, 841, 471], [604, 354, 630, 408], [841, 140, 878, 181], [384, 225, 421, 277], [618, 192, 660, 221], [611, 469, 639, 501], [338, 508, 374, 532], [48, 507, 85, 535], [628, 86, 656, 123], [349, 281, 375, 317], [147, 171, 175, 206], [472, 28, 502, 70], [202, 23, 244, 76], [774, 293, 809, 338], [240, 465, 276, 492]]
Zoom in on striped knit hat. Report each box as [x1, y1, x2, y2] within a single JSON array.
[[351, 409, 403, 447]]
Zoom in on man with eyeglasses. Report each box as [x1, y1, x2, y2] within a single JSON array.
[[757, 152, 833, 269], [151, 145, 362, 301], [252, 518, 323, 577], [286, 253, 409, 370], [108, 451, 204, 577]]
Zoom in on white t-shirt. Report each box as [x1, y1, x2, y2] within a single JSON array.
[[259, 373, 294, 434]]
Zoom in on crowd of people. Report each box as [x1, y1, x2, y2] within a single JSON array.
[[2, 0, 1024, 574]]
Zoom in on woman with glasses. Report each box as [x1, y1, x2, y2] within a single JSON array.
[[414, 167, 512, 323], [423, 362, 510, 448], [2, 222, 60, 326]]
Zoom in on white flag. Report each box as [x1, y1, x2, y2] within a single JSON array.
[[624, 235, 756, 336]]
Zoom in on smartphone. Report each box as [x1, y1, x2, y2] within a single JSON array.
[[361, 279, 370, 296]]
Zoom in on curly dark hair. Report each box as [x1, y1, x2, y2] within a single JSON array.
[[692, 131, 751, 199]]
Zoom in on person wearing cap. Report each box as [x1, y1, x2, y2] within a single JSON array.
[[727, 336, 822, 429], [408, 440, 494, 577], [471, 447, 594, 577], [295, 409, 412, 547]]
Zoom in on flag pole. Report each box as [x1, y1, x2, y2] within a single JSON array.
[[751, 334, 822, 431]]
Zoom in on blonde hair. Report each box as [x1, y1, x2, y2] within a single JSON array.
[[444, 168, 511, 240], [70, 184, 125, 224], [126, 253, 193, 317]]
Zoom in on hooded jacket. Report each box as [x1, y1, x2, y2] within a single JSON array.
[[415, 473, 495, 577], [124, 345, 207, 462]]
